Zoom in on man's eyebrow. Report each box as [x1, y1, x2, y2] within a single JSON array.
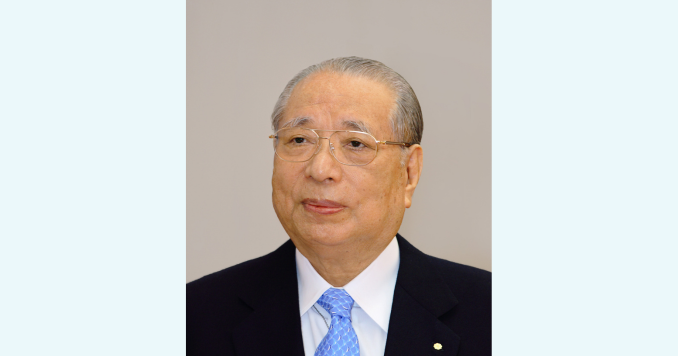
[[280, 117, 313, 129], [342, 120, 372, 135], [280, 117, 372, 134]]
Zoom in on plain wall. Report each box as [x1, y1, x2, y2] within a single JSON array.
[[187, 0, 491, 283]]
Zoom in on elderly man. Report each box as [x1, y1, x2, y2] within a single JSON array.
[[187, 57, 491, 356]]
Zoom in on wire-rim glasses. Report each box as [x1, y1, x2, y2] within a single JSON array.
[[269, 128, 412, 166]]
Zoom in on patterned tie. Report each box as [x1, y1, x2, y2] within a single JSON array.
[[314, 288, 360, 356]]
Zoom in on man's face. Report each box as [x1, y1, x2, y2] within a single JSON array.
[[272, 71, 418, 254]]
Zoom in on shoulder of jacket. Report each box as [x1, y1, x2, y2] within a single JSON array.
[[426, 255, 491, 296], [187, 239, 295, 298]]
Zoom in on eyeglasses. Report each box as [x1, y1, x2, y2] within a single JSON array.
[[269, 128, 413, 166]]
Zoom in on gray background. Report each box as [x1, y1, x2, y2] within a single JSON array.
[[187, 0, 491, 283]]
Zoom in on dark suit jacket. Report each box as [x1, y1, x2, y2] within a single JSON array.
[[187, 234, 491, 355]]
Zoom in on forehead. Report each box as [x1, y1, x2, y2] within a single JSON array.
[[281, 72, 396, 133]]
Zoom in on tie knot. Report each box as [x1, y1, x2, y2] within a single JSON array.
[[317, 288, 354, 319]]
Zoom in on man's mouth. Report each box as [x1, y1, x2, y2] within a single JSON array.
[[302, 199, 346, 215]]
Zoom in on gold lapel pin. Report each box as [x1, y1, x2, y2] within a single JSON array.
[[433, 343, 443, 350]]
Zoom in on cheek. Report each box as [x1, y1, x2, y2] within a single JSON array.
[[354, 169, 400, 206], [272, 163, 302, 204], [375, 165, 406, 205]]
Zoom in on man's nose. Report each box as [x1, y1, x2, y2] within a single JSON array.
[[305, 137, 342, 182]]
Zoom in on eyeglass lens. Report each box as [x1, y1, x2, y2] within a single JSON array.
[[274, 128, 378, 165]]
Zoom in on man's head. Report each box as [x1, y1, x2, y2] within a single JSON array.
[[272, 57, 423, 146], [270, 57, 424, 257]]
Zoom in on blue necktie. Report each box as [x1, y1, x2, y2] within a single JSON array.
[[314, 288, 360, 356]]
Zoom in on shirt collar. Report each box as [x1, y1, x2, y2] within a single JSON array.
[[296, 237, 400, 332]]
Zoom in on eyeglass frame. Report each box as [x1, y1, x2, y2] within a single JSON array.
[[268, 127, 413, 166]]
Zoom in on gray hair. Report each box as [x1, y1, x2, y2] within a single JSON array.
[[270, 56, 423, 145]]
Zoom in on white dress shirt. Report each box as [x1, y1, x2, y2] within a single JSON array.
[[296, 237, 400, 356]]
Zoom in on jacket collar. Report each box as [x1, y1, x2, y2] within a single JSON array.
[[383, 234, 460, 356], [392, 234, 458, 317], [232, 240, 305, 356], [232, 235, 460, 356]]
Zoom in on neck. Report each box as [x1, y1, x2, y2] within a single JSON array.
[[295, 235, 394, 287]]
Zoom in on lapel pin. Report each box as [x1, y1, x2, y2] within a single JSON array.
[[433, 343, 443, 351]]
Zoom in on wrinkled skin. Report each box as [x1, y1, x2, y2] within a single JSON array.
[[271, 71, 423, 286]]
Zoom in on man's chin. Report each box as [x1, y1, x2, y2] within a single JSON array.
[[293, 226, 358, 248]]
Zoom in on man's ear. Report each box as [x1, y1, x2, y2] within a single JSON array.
[[404, 144, 423, 208]]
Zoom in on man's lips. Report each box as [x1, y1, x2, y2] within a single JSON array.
[[302, 199, 346, 215]]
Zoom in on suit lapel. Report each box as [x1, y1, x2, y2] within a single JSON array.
[[229, 235, 461, 356], [231, 240, 305, 356], [384, 235, 460, 356]]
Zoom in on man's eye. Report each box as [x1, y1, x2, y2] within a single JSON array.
[[290, 137, 307, 144], [349, 140, 365, 148]]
